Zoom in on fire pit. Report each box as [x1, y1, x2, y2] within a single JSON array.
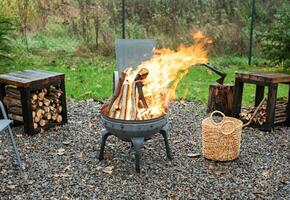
[[99, 104, 172, 172], [98, 32, 210, 172]]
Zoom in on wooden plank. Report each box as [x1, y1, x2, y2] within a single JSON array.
[[255, 85, 265, 107], [59, 78, 68, 124], [19, 87, 34, 135], [232, 78, 244, 117], [262, 84, 278, 132], [14, 70, 63, 81], [8, 71, 36, 81], [0, 74, 31, 85], [24, 69, 63, 76], [236, 72, 290, 84], [0, 70, 64, 86], [12, 71, 48, 80]]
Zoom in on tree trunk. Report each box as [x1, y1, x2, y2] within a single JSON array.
[[207, 83, 234, 116]]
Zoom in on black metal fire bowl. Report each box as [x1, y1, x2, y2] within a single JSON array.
[[100, 113, 168, 141], [98, 104, 172, 173]]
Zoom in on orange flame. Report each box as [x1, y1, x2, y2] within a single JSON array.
[[122, 32, 210, 119]]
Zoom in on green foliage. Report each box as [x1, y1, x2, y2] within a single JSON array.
[[0, 14, 14, 61], [258, 3, 290, 67]]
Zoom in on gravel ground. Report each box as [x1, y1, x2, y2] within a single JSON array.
[[0, 99, 289, 199]]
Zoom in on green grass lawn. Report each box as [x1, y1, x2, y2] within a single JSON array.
[[1, 53, 289, 106]]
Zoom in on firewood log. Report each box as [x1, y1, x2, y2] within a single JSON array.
[[43, 98, 50, 106], [119, 83, 129, 120], [6, 87, 20, 95], [108, 72, 126, 111], [31, 93, 38, 101], [8, 113, 23, 122], [43, 106, 50, 113], [43, 112, 52, 120], [49, 106, 55, 111], [130, 82, 137, 120], [34, 116, 41, 123], [58, 106, 62, 113], [125, 84, 132, 120], [39, 119, 48, 127], [38, 92, 45, 101], [36, 109, 45, 117], [32, 111, 36, 118], [3, 96, 21, 107], [42, 88, 48, 94], [52, 114, 58, 121], [5, 87, 20, 99], [56, 115, 62, 123], [49, 87, 62, 97], [7, 106, 22, 115], [31, 103, 37, 110], [34, 123, 38, 129], [38, 101, 43, 107]]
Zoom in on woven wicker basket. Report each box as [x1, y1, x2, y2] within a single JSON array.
[[202, 111, 243, 161]]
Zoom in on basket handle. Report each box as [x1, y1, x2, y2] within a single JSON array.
[[220, 121, 236, 135], [210, 110, 226, 126]]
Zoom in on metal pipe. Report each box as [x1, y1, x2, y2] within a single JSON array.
[[248, 0, 256, 65], [122, 0, 125, 39]]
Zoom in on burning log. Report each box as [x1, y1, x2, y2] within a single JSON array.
[[108, 72, 126, 118], [135, 68, 149, 109], [130, 81, 138, 120], [119, 83, 129, 120], [107, 68, 150, 120]]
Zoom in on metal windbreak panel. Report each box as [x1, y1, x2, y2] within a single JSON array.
[[115, 39, 156, 72]]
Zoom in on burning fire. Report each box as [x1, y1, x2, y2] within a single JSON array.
[[106, 31, 211, 120]]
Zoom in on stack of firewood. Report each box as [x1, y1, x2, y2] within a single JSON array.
[[240, 99, 288, 125], [107, 68, 153, 120], [3, 86, 63, 129]]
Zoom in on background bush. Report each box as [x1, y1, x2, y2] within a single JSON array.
[[0, 0, 288, 63], [0, 14, 14, 61], [258, 3, 290, 67]]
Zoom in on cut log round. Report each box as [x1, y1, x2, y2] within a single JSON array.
[[38, 101, 43, 107], [39, 119, 48, 127], [34, 123, 38, 129], [43, 112, 52, 120], [36, 109, 45, 117], [34, 116, 41, 123], [38, 92, 45, 101], [31, 103, 37, 110], [31, 93, 38, 101], [207, 83, 234, 116], [43, 98, 51, 106], [56, 115, 62, 123]]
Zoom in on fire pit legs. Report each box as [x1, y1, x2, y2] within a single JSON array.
[[99, 129, 112, 161], [131, 137, 144, 173], [159, 125, 173, 160], [99, 110, 172, 173]]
